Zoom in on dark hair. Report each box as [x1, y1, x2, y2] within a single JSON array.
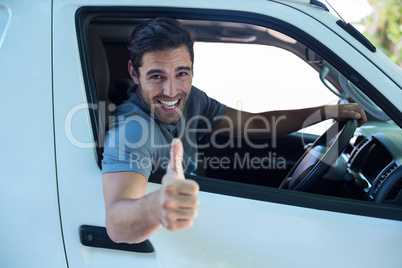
[[128, 17, 195, 77]]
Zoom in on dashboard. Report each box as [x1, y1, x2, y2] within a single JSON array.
[[346, 124, 402, 206]]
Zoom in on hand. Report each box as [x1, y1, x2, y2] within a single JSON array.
[[158, 139, 200, 231], [328, 103, 367, 127]]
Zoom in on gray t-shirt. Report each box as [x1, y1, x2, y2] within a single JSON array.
[[101, 85, 227, 178]]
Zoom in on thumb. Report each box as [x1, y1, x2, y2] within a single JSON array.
[[167, 138, 185, 179]]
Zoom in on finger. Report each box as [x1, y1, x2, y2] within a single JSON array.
[[348, 104, 365, 120], [340, 109, 361, 121], [177, 180, 200, 195], [167, 138, 185, 179], [164, 218, 195, 231], [162, 209, 198, 231], [164, 179, 199, 196], [344, 111, 367, 127], [172, 207, 198, 220], [355, 106, 367, 127], [351, 111, 361, 120], [160, 204, 198, 230], [176, 191, 199, 207]]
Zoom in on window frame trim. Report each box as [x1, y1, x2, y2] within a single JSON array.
[[75, 6, 402, 221]]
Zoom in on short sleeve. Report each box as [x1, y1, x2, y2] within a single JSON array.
[[190, 86, 227, 129], [101, 114, 154, 179]]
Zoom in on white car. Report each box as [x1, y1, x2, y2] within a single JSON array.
[[1, 0, 402, 267]]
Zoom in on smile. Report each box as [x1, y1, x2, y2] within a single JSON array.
[[158, 99, 180, 110]]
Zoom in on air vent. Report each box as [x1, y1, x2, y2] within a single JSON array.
[[386, 178, 402, 201], [354, 135, 367, 146], [349, 138, 369, 162], [372, 162, 398, 196], [383, 163, 400, 201]]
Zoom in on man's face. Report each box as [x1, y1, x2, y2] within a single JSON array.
[[129, 45, 193, 125]]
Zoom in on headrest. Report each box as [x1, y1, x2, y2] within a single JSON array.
[[88, 34, 110, 102]]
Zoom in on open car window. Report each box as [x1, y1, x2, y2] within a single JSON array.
[[77, 7, 402, 221], [192, 42, 340, 135], [193, 42, 340, 112]]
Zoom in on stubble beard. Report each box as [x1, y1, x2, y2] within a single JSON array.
[[136, 83, 187, 125]]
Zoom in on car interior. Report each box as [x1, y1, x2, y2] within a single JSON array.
[[77, 7, 402, 215]]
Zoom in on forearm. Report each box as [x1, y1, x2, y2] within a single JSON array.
[[105, 190, 162, 244], [103, 141, 200, 244], [241, 105, 328, 138], [257, 106, 327, 136], [217, 105, 333, 138], [215, 102, 365, 139]]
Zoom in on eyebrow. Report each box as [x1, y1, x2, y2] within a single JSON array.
[[145, 69, 165, 77], [176, 66, 192, 72], [145, 66, 192, 77]]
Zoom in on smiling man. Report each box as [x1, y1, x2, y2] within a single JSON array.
[[101, 17, 366, 244], [102, 18, 227, 243], [129, 46, 192, 124]]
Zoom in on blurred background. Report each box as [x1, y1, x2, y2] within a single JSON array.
[[330, 0, 401, 67]]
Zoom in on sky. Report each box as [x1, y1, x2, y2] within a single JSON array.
[[325, 0, 373, 23]]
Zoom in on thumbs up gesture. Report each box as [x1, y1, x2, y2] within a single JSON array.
[[159, 139, 200, 231]]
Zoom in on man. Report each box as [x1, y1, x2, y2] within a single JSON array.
[[102, 17, 366, 244]]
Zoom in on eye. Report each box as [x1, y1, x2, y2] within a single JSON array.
[[150, 74, 162, 80], [178, 72, 188, 77]]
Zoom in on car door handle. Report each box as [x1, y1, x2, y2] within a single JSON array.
[[79, 225, 154, 253]]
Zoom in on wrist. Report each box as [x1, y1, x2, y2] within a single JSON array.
[[322, 105, 337, 120]]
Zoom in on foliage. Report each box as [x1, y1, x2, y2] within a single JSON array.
[[363, 0, 402, 66]]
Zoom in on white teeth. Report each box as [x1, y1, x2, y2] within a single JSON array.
[[159, 100, 179, 109], [160, 100, 178, 106]]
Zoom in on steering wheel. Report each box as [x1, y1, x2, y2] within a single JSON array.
[[279, 119, 357, 192]]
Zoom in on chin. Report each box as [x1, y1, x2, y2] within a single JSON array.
[[157, 114, 182, 125], [154, 106, 184, 125]]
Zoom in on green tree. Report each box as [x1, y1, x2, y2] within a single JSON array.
[[364, 0, 402, 67]]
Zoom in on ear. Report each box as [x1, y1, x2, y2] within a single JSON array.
[[128, 60, 140, 85]]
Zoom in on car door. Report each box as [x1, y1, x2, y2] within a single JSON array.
[[53, 1, 402, 267], [0, 0, 67, 267]]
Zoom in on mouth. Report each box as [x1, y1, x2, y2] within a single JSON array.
[[156, 98, 182, 113], [158, 99, 180, 109]]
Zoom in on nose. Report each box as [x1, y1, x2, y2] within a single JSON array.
[[162, 78, 178, 98]]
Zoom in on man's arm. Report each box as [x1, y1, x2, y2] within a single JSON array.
[[215, 103, 367, 137], [103, 139, 199, 244]]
